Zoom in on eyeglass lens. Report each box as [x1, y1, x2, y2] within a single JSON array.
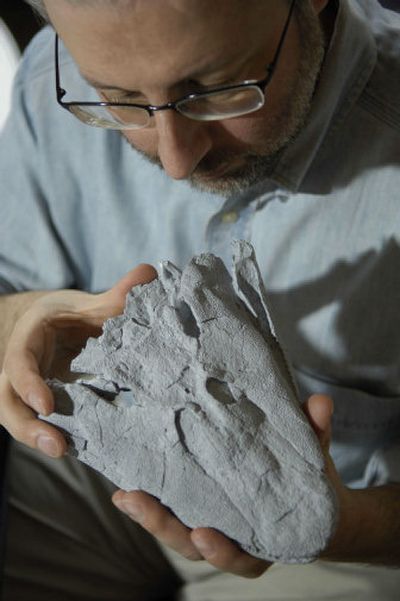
[[69, 85, 266, 130]]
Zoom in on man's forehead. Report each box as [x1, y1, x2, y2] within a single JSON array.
[[46, 0, 277, 42], [45, 0, 266, 17], [48, 0, 279, 92]]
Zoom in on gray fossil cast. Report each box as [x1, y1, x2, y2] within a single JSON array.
[[44, 240, 338, 563]]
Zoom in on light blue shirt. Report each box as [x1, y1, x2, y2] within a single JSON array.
[[1, 0, 400, 488]]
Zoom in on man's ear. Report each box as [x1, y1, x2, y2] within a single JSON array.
[[310, 0, 331, 15]]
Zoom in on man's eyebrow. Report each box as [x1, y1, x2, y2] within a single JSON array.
[[80, 52, 251, 95]]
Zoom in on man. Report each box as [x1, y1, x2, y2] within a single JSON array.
[[0, 0, 399, 599]]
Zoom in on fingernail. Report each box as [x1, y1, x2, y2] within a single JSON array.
[[28, 393, 46, 414], [114, 499, 143, 522], [37, 436, 60, 457]]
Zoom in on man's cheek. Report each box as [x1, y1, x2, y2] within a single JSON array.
[[217, 114, 271, 150]]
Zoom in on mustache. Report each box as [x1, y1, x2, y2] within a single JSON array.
[[124, 138, 261, 179]]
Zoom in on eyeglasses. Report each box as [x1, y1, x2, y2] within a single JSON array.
[[55, 0, 296, 130]]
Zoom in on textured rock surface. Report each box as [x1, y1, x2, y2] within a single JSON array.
[[44, 241, 337, 563]]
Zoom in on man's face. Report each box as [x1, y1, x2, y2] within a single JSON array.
[[45, 0, 327, 195]]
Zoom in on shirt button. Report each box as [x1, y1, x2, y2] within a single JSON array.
[[221, 211, 238, 224]]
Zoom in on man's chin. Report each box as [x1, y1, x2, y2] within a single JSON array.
[[187, 163, 248, 195], [187, 170, 254, 195], [187, 151, 283, 195]]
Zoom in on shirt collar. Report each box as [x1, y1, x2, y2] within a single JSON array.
[[271, 0, 378, 192]]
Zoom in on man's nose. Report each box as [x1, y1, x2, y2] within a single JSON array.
[[155, 110, 212, 180]]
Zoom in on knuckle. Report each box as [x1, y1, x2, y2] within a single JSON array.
[[10, 422, 34, 446]]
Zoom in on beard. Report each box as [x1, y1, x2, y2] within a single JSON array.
[[125, 2, 326, 196]]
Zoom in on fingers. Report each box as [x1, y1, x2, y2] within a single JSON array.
[[304, 395, 347, 497], [0, 374, 66, 456], [191, 528, 270, 578], [0, 265, 157, 458], [62, 264, 158, 328], [112, 491, 271, 577], [303, 394, 333, 451], [112, 264, 158, 299], [112, 490, 203, 561], [3, 349, 54, 415], [101, 264, 158, 317], [3, 314, 55, 414], [1, 307, 66, 456]]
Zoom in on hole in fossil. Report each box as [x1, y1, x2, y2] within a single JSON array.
[[206, 378, 235, 405], [53, 387, 75, 416], [177, 300, 200, 338]]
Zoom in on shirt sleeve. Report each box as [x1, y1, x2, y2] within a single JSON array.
[[0, 31, 77, 295]]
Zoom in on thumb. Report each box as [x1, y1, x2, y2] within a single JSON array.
[[107, 263, 158, 308], [303, 394, 334, 452], [89, 264, 158, 322]]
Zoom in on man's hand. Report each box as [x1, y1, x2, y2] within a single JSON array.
[[113, 488, 271, 577], [112, 394, 347, 577], [0, 264, 157, 458], [114, 394, 400, 572]]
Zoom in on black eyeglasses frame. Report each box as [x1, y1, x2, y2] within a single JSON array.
[[54, 0, 297, 123]]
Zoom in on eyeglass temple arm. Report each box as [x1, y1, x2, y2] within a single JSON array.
[[268, 0, 297, 76], [55, 34, 67, 102]]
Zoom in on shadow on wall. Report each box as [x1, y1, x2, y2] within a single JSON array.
[[268, 238, 400, 397]]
